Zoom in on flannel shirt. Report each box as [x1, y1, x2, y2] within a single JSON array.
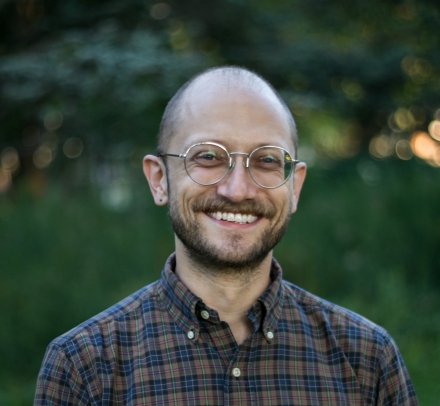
[[35, 253, 418, 405]]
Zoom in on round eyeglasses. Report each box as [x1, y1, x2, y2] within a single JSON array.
[[158, 142, 299, 189]]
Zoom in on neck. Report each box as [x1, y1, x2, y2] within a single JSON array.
[[174, 242, 272, 345]]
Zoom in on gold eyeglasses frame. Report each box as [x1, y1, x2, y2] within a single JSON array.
[[158, 141, 299, 189]]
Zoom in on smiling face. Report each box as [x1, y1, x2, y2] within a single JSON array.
[[154, 77, 306, 274]]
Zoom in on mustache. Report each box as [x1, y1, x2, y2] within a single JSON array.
[[191, 196, 276, 219]]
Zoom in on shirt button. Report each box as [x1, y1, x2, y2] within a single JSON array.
[[266, 331, 274, 340], [187, 330, 195, 339], [201, 310, 210, 320], [232, 367, 241, 377]]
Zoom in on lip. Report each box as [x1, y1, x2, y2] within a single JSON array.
[[203, 212, 262, 229]]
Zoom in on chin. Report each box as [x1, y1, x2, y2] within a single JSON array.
[[179, 229, 278, 275], [185, 244, 270, 274]]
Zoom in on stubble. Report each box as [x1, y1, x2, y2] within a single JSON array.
[[167, 194, 292, 276]]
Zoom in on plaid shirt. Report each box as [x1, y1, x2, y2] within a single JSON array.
[[35, 254, 418, 405]]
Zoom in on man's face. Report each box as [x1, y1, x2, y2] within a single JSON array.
[[164, 82, 305, 273]]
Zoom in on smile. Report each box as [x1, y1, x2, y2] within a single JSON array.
[[207, 212, 259, 224]]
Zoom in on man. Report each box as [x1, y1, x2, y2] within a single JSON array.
[[35, 67, 418, 405]]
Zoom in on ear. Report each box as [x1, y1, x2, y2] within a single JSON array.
[[291, 162, 307, 214], [143, 155, 168, 206]]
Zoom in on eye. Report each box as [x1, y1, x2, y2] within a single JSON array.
[[188, 146, 228, 167], [196, 149, 218, 160], [249, 148, 289, 173], [259, 154, 278, 164], [254, 154, 282, 168]]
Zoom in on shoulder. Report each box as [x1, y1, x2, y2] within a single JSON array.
[[281, 279, 391, 348], [36, 280, 165, 402], [279, 280, 418, 404], [50, 280, 161, 352]]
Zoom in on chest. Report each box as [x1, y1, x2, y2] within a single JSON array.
[[83, 320, 372, 405]]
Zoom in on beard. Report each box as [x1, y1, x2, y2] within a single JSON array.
[[167, 193, 291, 275]]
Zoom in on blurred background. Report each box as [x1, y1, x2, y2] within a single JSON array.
[[0, 0, 439, 404]]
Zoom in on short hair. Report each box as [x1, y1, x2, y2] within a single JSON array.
[[156, 66, 298, 158]]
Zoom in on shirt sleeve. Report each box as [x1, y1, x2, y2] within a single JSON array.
[[376, 336, 419, 406], [34, 342, 89, 406]]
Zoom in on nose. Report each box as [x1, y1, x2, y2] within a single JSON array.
[[215, 155, 258, 202]]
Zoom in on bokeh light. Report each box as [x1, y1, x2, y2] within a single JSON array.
[[431, 149, 440, 168], [357, 160, 381, 185], [166, 20, 183, 35], [387, 114, 401, 132], [340, 78, 363, 101], [63, 137, 83, 159], [394, 108, 415, 131], [336, 134, 360, 158], [166, 21, 190, 50], [409, 106, 426, 125], [44, 111, 63, 131], [41, 132, 58, 151], [150, 3, 171, 20], [410, 131, 440, 166], [395, 139, 413, 160], [1, 147, 20, 174], [170, 30, 190, 50], [0, 167, 11, 193], [100, 183, 133, 211], [401, 56, 433, 83], [369, 135, 393, 158], [428, 120, 440, 141], [33, 145, 53, 169]]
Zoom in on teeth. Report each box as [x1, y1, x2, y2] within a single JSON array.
[[208, 212, 258, 224]]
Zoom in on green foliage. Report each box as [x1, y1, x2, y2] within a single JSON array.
[[1, 0, 439, 175]]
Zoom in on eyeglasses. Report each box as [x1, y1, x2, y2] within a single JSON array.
[[158, 142, 299, 189]]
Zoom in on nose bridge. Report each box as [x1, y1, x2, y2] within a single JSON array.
[[216, 150, 257, 201], [229, 151, 250, 169]]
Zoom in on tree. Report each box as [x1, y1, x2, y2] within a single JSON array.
[[0, 0, 439, 186]]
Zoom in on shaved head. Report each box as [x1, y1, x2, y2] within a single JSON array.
[[157, 66, 298, 158]]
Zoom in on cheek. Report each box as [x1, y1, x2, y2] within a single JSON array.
[[274, 192, 293, 220], [273, 187, 291, 209], [168, 179, 208, 215]]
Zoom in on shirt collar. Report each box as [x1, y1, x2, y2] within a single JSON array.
[[158, 253, 284, 342]]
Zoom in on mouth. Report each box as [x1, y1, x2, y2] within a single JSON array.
[[207, 211, 259, 224]]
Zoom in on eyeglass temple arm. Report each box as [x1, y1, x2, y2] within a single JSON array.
[[158, 153, 184, 158]]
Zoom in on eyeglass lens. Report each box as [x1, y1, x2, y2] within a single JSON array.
[[184, 144, 293, 188]]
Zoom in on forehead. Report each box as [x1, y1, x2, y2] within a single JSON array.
[[170, 80, 294, 152]]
